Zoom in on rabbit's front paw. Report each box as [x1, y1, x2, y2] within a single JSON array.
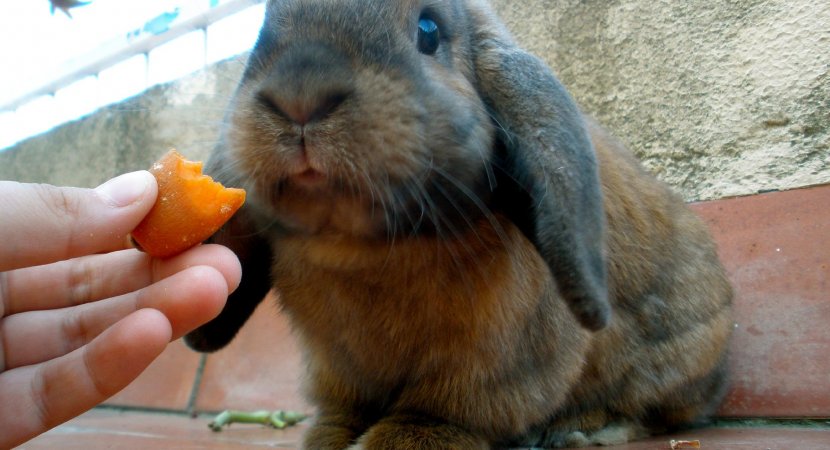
[[538, 422, 649, 448], [301, 411, 368, 450], [353, 413, 489, 449]]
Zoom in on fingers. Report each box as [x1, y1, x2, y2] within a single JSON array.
[[1, 265, 229, 371], [0, 309, 171, 449], [2, 244, 242, 316], [0, 171, 157, 272]]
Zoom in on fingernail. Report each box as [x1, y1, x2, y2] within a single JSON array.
[[96, 171, 153, 207]]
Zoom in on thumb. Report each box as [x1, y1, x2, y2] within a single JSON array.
[[0, 171, 158, 272]]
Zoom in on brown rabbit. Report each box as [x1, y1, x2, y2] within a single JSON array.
[[185, 0, 733, 448]]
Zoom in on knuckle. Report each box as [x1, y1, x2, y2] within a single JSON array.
[[67, 259, 96, 307], [82, 343, 113, 399], [0, 271, 7, 318], [34, 183, 82, 222], [32, 183, 86, 256], [30, 365, 53, 429], [60, 310, 92, 356]]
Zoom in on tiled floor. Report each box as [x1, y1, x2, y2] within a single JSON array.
[[20, 409, 304, 449], [20, 410, 830, 449], [18, 184, 830, 448]]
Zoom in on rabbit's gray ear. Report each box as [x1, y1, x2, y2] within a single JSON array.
[[184, 155, 274, 352], [475, 27, 610, 330]]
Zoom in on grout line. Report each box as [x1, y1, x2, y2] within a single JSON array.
[[94, 404, 196, 417], [713, 418, 830, 429], [185, 353, 209, 415], [93, 404, 232, 419]]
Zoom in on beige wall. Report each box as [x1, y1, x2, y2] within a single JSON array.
[[2, 1, 828, 200], [491, 0, 830, 200], [0, 58, 245, 188]]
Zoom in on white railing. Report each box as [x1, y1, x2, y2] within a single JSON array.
[[0, 0, 266, 150]]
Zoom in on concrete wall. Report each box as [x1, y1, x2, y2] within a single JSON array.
[[491, 0, 829, 200], [0, 57, 245, 188], [2, 1, 828, 200]]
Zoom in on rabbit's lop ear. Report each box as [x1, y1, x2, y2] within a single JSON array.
[[472, 10, 610, 331]]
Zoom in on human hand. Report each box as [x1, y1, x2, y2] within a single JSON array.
[[0, 171, 241, 448]]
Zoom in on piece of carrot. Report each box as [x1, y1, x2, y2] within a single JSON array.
[[131, 149, 246, 258]]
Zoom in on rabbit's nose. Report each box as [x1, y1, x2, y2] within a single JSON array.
[[256, 89, 349, 127], [256, 42, 354, 126]]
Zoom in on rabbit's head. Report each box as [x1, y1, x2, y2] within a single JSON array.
[[224, 1, 498, 241], [216, 0, 608, 330]]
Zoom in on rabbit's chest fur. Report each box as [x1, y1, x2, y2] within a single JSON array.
[[270, 214, 594, 434]]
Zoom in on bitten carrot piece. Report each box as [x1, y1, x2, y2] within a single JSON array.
[[131, 149, 246, 258]]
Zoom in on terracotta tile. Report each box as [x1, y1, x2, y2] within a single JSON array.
[[104, 338, 202, 411], [578, 426, 830, 450], [20, 409, 305, 449], [21, 410, 830, 450], [194, 293, 311, 413], [690, 185, 830, 417]]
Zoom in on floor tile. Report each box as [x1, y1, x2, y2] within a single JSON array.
[[104, 338, 202, 411], [20, 410, 830, 450], [579, 425, 830, 450], [690, 184, 830, 417], [19, 409, 305, 449], [193, 294, 311, 413]]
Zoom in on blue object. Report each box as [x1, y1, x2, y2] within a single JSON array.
[[143, 8, 181, 35]]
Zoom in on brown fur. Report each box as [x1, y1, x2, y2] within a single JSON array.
[[185, 1, 733, 448]]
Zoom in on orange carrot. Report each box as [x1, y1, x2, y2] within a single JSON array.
[[131, 149, 246, 258]]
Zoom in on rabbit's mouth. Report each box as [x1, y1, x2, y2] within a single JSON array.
[[282, 147, 329, 190], [259, 180, 391, 238], [289, 168, 327, 188], [251, 157, 489, 241]]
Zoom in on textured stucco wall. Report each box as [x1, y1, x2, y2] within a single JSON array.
[[0, 58, 245, 188], [491, 0, 830, 200], [1, 1, 828, 200]]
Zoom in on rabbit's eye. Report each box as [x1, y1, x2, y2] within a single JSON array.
[[417, 17, 440, 55]]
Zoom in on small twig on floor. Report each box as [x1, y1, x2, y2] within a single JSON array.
[[208, 410, 307, 432], [670, 439, 701, 449]]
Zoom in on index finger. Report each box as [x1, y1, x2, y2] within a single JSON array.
[[0, 171, 157, 272]]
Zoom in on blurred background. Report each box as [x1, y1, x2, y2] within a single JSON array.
[[0, 0, 265, 150], [0, 0, 827, 200]]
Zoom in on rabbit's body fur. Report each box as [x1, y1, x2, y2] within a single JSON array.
[[271, 120, 732, 449], [186, 0, 733, 448]]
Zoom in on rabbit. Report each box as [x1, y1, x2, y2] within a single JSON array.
[[185, 0, 734, 448]]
